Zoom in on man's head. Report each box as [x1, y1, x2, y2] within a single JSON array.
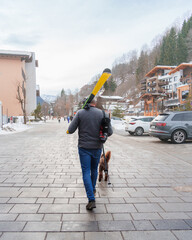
[[90, 98, 96, 106]]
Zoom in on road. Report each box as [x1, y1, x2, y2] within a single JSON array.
[[0, 120, 191, 240]]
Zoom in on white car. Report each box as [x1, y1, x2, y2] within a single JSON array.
[[125, 116, 154, 136]]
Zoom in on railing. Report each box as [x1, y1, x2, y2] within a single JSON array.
[[158, 80, 168, 86], [164, 98, 179, 107], [140, 79, 147, 84]]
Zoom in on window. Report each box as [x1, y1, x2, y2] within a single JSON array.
[[155, 114, 169, 121], [174, 76, 177, 82], [172, 114, 183, 121], [183, 113, 192, 121]]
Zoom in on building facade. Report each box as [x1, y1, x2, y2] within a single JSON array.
[[0, 50, 38, 120]]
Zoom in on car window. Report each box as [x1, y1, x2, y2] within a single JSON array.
[[183, 112, 192, 121], [154, 114, 169, 121], [171, 113, 183, 121], [146, 117, 154, 122]]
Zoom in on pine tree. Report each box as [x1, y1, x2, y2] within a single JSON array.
[[104, 81, 109, 91], [61, 88, 65, 97], [176, 33, 188, 64], [112, 105, 124, 118], [109, 77, 117, 92], [136, 50, 148, 83]]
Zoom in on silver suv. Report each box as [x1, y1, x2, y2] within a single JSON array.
[[149, 111, 192, 144]]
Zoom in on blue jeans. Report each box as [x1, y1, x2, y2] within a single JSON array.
[[78, 147, 102, 201]]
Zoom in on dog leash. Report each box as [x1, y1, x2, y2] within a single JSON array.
[[102, 145, 111, 185]]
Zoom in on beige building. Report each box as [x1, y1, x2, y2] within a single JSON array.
[[0, 50, 38, 120]]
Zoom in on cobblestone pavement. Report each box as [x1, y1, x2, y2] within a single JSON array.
[[0, 120, 192, 239]]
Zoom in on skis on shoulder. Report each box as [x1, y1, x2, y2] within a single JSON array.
[[82, 68, 111, 109]]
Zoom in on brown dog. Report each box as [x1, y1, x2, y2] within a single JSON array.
[[98, 151, 111, 182]]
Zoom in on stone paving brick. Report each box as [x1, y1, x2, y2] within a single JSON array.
[[95, 214, 113, 221], [106, 204, 137, 213], [0, 188, 20, 197], [23, 221, 61, 231], [19, 190, 49, 198], [124, 197, 149, 203], [0, 232, 46, 240], [151, 219, 191, 230], [98, 220, 135, 231], [163, 197, 184, 202], [54, 198, 69, 204], [184, 219, 192, 227], [180, 197, 192, 202], [112, 213, 132, 220], [159, 212, 190, 219], [108, 198, 125, 203], [0, 198, 9, 204], [0, 214, 17, 221], [48, 190, 73, 198], [61, 221, 98, 232], [36, 198, 54, 203], [0, 222, 26, 232], [172, 230, 192, 240], [133, 220, 155, 230], [160, 203, 192, 212], [44, 214, 62, 221], [122, 230, 177, 240], [10, 204, 40, 213], [0, 204, 14, 213], [38, 204, 79, 213], [62, 213, 95, 221], [16, 213, 44, 221], [147, 197, 166, 203], [46, 232, 84, 240], [8, 198, 37, 204], [134, 203, 164, 212], [85, 232, 123, 240], [131, 212, 162, 220]]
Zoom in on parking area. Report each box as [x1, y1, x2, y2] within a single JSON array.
[[0, 120, 191, 239]]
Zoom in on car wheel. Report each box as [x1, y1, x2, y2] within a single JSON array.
[[171, 129, 186, 144], [135, 127, 144, 136], [128, 131, 134, 136]]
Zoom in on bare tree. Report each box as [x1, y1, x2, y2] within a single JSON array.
[[16, 80, 27, 124]]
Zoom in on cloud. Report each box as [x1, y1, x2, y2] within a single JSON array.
[[5, 33, 41, 47], [0, 0, 192, 95]]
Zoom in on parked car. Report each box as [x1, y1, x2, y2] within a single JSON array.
[[125, 116, 154, 136], [149, 111, 192, 144]]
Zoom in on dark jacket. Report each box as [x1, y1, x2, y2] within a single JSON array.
[[68, 106, 113, 149]]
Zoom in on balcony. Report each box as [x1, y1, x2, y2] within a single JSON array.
[[140, 79, 147, 84], [148, 76, 158, 82], [141, 86, 146, 90], [149, 82, 156, 87], [164, 98, 180, 107], [158, 80, 168, 86]]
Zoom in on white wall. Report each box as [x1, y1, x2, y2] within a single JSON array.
[[0, 101, 2, 128], [25, 52, 37, 115]]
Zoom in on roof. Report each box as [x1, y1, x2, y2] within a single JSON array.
[[99, 95, 123, 100], [145, 65, 176, 77], [140, 93, 167, 99], [168, 63, 192, 74], [0, 49, 32, 61]]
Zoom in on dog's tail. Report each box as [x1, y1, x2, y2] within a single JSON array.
[[105, 151, 111, 163]]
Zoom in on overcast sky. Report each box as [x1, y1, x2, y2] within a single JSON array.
[[0, 0, 192, 95]]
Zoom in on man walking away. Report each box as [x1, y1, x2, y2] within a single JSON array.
[[67, 99, 113, 210]]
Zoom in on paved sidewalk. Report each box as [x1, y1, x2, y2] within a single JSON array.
[[0, 120, 191, 239]]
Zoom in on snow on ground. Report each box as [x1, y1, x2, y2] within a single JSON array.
[[0, 121, 46, 135]]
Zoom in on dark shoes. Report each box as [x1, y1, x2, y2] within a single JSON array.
[[86, 200, 96, 210]]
